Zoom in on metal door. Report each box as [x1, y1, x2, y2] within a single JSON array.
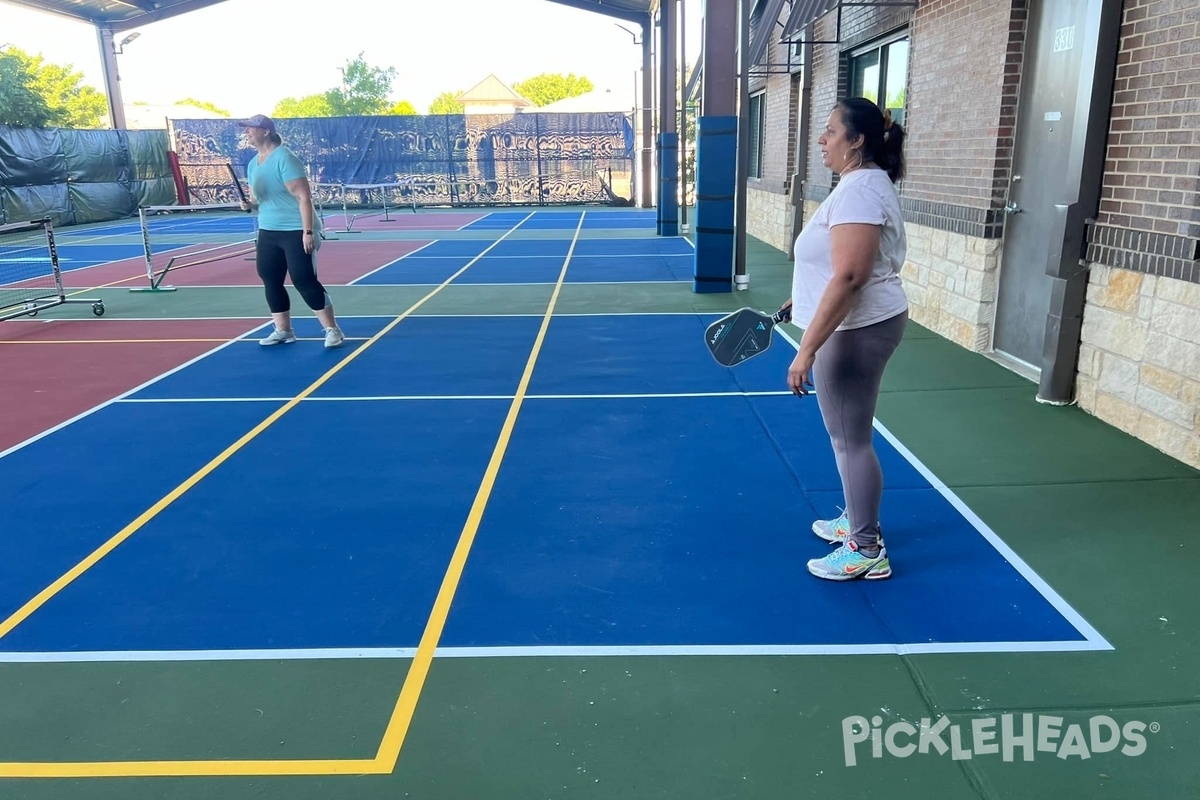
[[993, 0, 1093, 368]]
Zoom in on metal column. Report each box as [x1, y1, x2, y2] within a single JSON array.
[[96, 28, 127, 130], [657, 0, 679, 235], [640, 18, 655, 209]]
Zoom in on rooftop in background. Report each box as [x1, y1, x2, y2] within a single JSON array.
[[124, 103, 227, 130], [456, 75, 534, 112]]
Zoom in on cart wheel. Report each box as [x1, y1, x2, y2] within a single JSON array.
[[92, 303, 106, 317], [26, 309, 37, 317]]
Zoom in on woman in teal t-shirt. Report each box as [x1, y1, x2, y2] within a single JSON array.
[[238, 114, 344, 348]]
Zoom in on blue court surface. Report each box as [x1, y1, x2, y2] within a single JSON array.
[[463, 210, 655, 231], [357, 237, 696, 284], [1, 244, 148, 278], [0, 313, 1104, 658]]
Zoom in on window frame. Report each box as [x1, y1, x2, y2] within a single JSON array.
[[748, 90, 766, 179], [847, 29, 909, 127]]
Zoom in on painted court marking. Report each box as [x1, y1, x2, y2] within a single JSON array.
[[0, 229, 1111, 778], [0, 213, 548, 778]]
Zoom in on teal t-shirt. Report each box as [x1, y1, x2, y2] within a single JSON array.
[[246, 146, 307, 231]]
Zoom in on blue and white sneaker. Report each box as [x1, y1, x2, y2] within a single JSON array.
[[807, 540, 892, 581], [812, 508, 850, 544]]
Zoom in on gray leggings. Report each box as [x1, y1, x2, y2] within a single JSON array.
[[813, 311, 908, 550]]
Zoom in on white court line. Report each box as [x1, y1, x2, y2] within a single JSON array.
[[773, 325, 1112, 653], [5, 312, 1109, 661], [352, 281, 686, 287], [116, 391, 795, 404], [0, 639, 1110, 664], [345, 240, 438, 285]]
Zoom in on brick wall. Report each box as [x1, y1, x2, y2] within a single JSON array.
[[747, 26, 801, 196], [1089, 0, 1200, 284], [806, 12, 842, 196], [904, 0, 1025, 212], [745, 1, 803, 248], [1077, 0, 1200, 468]]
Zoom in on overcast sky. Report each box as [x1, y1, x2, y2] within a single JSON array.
[[0, 0, 702, 117]]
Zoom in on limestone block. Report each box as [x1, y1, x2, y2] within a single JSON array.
[[1081, 306, 1149, 361], [1144, 332, 1200, 379], [1098, 353, 1140, 403], [1105, 268, 1142, 314], [1135, 384, 1195, 429], [1140, 363, 1184, 398]]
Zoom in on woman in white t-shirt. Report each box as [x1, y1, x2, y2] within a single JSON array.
[[778, 98, 909, 582]]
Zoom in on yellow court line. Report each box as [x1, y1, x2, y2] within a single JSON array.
[[0, 758, 387, 779], [373, 212, 587, 771], [0, 212, 539, 779]]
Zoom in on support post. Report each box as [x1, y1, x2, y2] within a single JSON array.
[[657, 0, 679, 235], [692, 0, 738, 293], [96, 28, 127, 130]]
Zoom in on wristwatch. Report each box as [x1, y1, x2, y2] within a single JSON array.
[[304, 230, 313, 235]]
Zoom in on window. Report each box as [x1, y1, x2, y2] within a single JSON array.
[[849, 35, 909, 127], [748, 92, 765, 179]]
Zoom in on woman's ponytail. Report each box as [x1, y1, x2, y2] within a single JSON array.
[[835, 98, 907, 183]]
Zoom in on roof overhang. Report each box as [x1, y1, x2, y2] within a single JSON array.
[[2, 0, 234, 31], [2, 0, 655, 32], [780, 0, 917, 45]]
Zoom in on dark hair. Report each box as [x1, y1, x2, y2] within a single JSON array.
[[267, 131, 282, 146], [835, 97, 905, 183]]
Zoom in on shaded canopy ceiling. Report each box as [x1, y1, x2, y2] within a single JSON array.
[[3, 0, 655, 31]]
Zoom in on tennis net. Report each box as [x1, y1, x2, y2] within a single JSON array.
[[135, 204, 258, 292], [0, 218, 105, 321]]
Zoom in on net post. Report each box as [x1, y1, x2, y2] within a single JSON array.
[[340, 184, 361, 234], [129, 206, 178, 292], [381, 187, 393, 223], [42, 219, 66, 303]]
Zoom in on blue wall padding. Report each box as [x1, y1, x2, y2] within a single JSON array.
[[693, 116, 737, 293]]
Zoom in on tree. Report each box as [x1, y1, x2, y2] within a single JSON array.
[[387, 100, 417, 115], [326, 52, 396, 116], [0, 46, 106, 128], [429, 91, 464, 115], [513, 73, 593, 107], [272, 53, 400, 118], [273, 93, 335, 118], [0, 49, 52, 127], [175, 97, 229, 116]]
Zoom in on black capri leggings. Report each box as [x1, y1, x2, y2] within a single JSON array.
[[255, 228, 330, 314]]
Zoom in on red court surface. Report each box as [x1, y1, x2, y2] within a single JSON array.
[[0, 318, 259, 453], [57, 240, 431, 290]]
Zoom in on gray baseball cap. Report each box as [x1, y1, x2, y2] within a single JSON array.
[[237, 114, 276, 132]]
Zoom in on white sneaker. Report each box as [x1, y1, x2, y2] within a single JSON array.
[[259, 328, 297, 346], [323, 326, 345, 348]]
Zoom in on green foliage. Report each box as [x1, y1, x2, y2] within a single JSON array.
[[0, 46, 106, 128], [386, 100, 418, 115], [273, 93, 335, 118], [272, 53, 398, 118], [326, 52, 396, 116], [0, 49, 51, 127], [512, 73, 593, 107], [175, 97, 230, 116], [428, 91, 464, 115]]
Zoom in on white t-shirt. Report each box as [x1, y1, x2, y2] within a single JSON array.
[[791, 167, 908, 330]]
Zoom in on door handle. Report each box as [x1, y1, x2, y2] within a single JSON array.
[[1004, 201, 1022, 214]]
